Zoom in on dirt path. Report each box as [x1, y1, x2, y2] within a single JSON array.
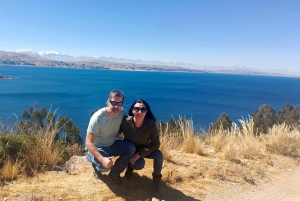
[[204, 167, 300, 201]]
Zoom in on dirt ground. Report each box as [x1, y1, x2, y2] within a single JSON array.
[[2, 156, 300, 201], [204, 166, 300, 201]]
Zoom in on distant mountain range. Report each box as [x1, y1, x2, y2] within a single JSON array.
[[15, 48, 199, 67], [0, 51, 199, 72], [0, 50, 299, 77]]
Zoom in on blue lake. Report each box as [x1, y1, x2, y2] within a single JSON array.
[[1, 66, 300, 139]]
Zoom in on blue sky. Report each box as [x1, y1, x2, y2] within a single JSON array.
[[1, 0, 300, 71]]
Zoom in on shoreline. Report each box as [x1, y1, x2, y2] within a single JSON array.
[[1, 64, 300, 78]]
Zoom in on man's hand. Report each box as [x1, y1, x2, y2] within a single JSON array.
[[130, 153, 140, 165], [100, 156, 114, 168]]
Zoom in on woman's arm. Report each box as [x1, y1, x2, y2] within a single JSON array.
[[139, 121, 160, 157]]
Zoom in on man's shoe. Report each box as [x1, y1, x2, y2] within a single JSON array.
[[93, 171, 103, 179], [92, 163, 104, 179], [125, 166, 133, 179], [108, 172, 124, 185]]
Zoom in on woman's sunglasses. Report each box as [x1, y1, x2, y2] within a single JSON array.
[[133, 107, 147, 113]]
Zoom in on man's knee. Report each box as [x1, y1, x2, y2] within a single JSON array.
[[116, 140, 136, 156], [125, 141, 136, 154]]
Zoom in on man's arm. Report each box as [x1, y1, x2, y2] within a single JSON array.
[[85, 132, 113, 168]]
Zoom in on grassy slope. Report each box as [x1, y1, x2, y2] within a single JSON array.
[[0, 149, 298, 201], [1, 118, 300, 200]]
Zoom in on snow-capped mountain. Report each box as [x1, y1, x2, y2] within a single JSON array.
[[12, 48, 300, 76], [16, 48, 39, 55], [15, 48, 197, 65]]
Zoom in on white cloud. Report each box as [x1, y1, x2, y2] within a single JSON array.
[[38, 50, 61, 55], [16, 48, 36, 53]]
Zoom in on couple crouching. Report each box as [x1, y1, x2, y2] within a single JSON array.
[[85, 89, 163, 196]]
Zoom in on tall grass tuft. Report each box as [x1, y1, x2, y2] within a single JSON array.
[[0, 113, 83, 182], [238, 117, 266, 159], [207, 117, 267, 161], [160, 116, 206, 156], [21, 125, 63, 175], [160, 125, 182, 160], [265, 123, 300, 157], [178, 117, 205, 155], [160, 116, 300, 163], [0, 159, 23, 181]]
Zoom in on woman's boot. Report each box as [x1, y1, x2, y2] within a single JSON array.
[[152, 173, 162, 196]]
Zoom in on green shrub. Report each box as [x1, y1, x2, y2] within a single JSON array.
[[0, 146, 4, 161], [0, 134, 25, 161], [54, 140, 72, 164]]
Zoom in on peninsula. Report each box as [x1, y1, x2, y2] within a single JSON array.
[[0, 74, 14, 79]]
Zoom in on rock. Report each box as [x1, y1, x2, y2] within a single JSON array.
[[51, 166, 68, 173], [64, 156, 92, 174]]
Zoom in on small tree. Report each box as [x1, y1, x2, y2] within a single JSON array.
[[55, 116, 82, 145], [19, 105, 82, 145], [277, 103, 293, 124], [209, 112, 232, 133], [19, 105, 50, 133], [253, 104, 277, 134], [285, 105, 300, 127]]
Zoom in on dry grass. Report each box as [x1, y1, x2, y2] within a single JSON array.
[[22, 128, 63, 175], [160, 117, 207, 159], [0, 116, 300, 200], [0, 116, 79, 181], [205, 117, 300, 161], [0, 159, 23, 182], [1, 153, 297, 201], [265, 123, 300, 157]]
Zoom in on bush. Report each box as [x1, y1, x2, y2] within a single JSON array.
[[0, 134, 25, 162], [0, 105, 85, 182]]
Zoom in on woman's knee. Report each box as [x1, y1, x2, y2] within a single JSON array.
[[152, 149, 163, 161], [131, 158, 145, 170]]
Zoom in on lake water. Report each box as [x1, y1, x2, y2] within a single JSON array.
[[1, 65, 300, 139]]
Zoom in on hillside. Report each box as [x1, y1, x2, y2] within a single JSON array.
[[1, 51, 299, 76], [1, 150, 299, 201], [1, 116, 300, 200], [0, 51, 199, 72]]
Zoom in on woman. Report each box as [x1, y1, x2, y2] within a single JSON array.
[[120, 99, 163, 196]]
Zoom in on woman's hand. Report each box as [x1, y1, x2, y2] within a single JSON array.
[[130, 153, 141, 165]]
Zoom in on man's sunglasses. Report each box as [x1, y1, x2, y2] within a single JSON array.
[[110, 100, 123, 106], [133, 107, 147, 113]]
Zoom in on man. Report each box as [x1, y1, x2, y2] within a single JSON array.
[[86, 89, 135, 184]]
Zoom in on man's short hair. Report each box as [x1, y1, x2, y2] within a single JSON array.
[[107, 89, 125, 102]]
